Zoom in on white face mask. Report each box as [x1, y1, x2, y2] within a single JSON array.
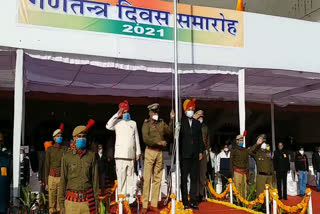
[[186, 110, 194, 118], [261, 143, 267, 150], [152, 115, 159, 121], [224, 148, 229, 152], [199, 118, 203, 124], [299, 150, 304, 155]]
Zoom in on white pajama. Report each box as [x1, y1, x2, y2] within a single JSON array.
[[115, 159, 136, 204]]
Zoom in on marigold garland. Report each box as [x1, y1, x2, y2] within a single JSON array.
[[206, 180, 230, 199], [207, 178, 311, 213], [231, 183, 265, 207], [269, 188, 311, 214], [104, 179, 312, 214], [160, 194, 193, 214], [206, 198, 264, 214], [99, 180, 133, 214], [99, 180, 118, 201], [118, 194, 126, 199], [123, 200, 132, 214], [109, 199, 132, 214]]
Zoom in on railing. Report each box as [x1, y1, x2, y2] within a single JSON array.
[[100, 179, 313, 214], [206, 179, 312, 214]]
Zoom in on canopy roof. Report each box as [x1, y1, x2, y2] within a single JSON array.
[[2, 49, 320, 107]]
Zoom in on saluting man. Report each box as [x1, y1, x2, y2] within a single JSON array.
[[45, 124, 65, 214], [106, 100, 141, 205], [230, 135, 263, 198], [59, 120, 98, 214], [251, 135, 273, 196], [141, 103, 174, 214]]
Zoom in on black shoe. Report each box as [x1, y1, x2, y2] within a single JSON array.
[[129, 201, 137, 208], [190, 204, 199, 210]]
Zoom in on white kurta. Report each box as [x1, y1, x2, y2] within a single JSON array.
[[106, 113, 141, 203]]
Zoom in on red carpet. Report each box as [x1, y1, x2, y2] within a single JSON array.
[[278, 188, 320, 213], [113, 188, 320, 214], [194, 202, 252, 214]]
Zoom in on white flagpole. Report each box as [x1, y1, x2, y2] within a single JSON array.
[[173, 0, 180, 202], [13, 49, 24, 204]]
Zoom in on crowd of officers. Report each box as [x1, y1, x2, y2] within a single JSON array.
[[1, 98, 320, 214], [42, 99, 210, 214], [217, 136, 320, 201]]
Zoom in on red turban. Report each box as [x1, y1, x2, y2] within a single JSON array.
[[119, 100, 129, 111], [183, 98, 196, 111]]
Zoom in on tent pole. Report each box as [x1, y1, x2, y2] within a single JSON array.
[[238, 69, 246, 146], [173, 0, 180, 201], [13, 49, 24, 203], [271, 101, 276, 151]]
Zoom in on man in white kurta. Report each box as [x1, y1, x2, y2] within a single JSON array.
[[106, 100, 141, 204]]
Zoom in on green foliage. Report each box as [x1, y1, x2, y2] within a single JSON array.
[[99, 201, 106, 214], [247, 183, 256, 201], [19, 186, 48, 214]]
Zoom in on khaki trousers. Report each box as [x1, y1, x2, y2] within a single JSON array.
[[115, 159, 136, 204], [65, 200, 89, 214], [48, 176, 61, 214], [256, 174, 272, 196], [142, 148, 163, 209], [197, 153, 208, 197], [233, 171, 248, 199]]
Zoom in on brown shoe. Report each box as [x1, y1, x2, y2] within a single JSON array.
[[149, 206, 159, 212], [141, 208, 148, 214]]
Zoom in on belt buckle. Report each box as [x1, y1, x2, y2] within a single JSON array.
[[78, 193, 84, 199]]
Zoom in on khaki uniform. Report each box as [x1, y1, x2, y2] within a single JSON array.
[[65, 200, 90, 214], [230, 144, 258, 198], [58, 149, 99, 214], [197, 124, 210, 198], [142, 119, 172, 209], [45, 145, 65, 214], [252, 149, 273, 196]]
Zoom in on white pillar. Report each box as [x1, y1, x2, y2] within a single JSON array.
[[229, 182, 233, 204], [238, 69, 246, 146], [116, 187, 118, 202], [119, 198, 123, 214], [265, 186, 270, 214], [272, 192, 277, 214], [308, 191, 313, 214], [171, 198, 176, 214], [271, 101, 276, 152], [13, 49, 24, 202]]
